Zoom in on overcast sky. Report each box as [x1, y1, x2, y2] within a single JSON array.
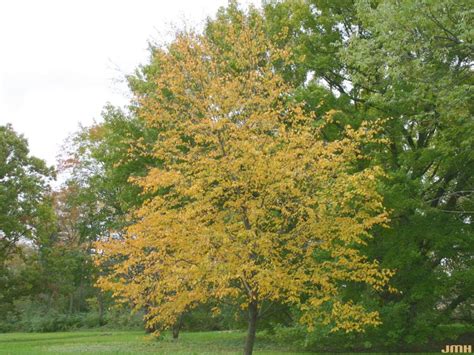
[[0, 0, 259, 167]]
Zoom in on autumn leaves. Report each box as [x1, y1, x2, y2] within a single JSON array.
[[94, 8, 392, 355]]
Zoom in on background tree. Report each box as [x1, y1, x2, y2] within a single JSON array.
[[52, 105, 160, 328], [0, 124, 54, 265], [264, 0, 473, 349], [0, 124, 55, 325], [58, 105, 158, 239]]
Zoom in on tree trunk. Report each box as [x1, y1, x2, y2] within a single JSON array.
[[97, 293, 105, 326], [172, 314, 183, 340], [68, 292, 74, 314], [244, 301, 258, 355], [143, 306, 156, 333]]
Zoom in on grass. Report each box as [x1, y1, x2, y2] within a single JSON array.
[[0, 329, 449, 354], [0, 330, 311, 354]]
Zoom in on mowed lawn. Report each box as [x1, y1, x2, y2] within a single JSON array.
[[0, 330, 310, 354]]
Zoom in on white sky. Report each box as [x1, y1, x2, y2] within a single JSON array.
[[0, 0, 259, 167]]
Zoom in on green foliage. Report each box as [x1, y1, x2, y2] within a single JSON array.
[[0, 124, 54, 263], [264, 0, 474, 350], [343, 0, 474, 347], [59, 105, 159, 239], [0, 124, 56, 328], [0, 295, 144, 333]]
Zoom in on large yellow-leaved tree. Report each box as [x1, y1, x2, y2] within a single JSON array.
[[95, 8, 393, 355]]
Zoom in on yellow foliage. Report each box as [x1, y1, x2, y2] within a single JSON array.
[[95, 11, 393, 334]]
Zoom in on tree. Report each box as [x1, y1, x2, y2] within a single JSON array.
[[58, 105, 157, 240], [264, 0, 473, 349], [0, 123, 54, 265], [95, 8, 393, 354], [54, 105, 159, 325], [0, 124, 54, 326], [344, 1, 474, 346]]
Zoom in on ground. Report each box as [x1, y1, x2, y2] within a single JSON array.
[[0, 330, 307, 354], [0, 330, 449, 354]]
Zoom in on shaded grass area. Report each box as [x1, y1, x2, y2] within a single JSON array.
[[0, 330, 308, 354]]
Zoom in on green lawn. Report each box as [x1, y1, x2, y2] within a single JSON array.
[[0, 330, 311, 354], [0, 330, 447, 354]]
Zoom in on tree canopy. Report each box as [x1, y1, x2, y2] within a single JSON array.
[[0, 124, 53, 264], [95, 10, 394, 354]]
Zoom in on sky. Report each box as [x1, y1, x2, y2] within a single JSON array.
[[0, 0, 259, 167]]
